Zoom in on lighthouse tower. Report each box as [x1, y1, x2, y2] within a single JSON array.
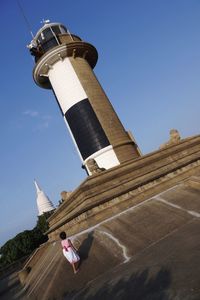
[[28, 21, 140, 174], [34, 180, 55, 216]]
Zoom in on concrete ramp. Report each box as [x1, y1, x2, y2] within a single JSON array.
[[13, 176, 200, 300]]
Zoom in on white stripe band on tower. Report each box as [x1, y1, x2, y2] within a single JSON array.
[[48, 58, 87, 113]]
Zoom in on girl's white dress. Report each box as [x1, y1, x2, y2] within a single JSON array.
[[61, 239, 80, 264]]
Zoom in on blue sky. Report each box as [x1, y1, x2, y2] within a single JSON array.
[[0, 0, 200, 246]]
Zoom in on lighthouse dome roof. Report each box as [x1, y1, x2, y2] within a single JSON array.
[[34, 22, 68, 41]]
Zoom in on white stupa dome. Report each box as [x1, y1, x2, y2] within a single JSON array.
[[34, 180, 55, 216]]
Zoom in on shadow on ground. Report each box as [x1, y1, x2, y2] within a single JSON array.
[[64, 267, 171, 300], [78, 231, 94, 268]]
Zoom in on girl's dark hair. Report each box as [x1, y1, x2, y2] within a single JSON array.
[[59, 231, 67, 240]]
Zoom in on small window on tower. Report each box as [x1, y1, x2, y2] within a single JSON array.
[[52, 26, 61, 35], [60, 25, 68, 34], [42, 28, 54, 40]]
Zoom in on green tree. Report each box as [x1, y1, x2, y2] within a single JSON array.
[[0, 212, 53, 268], [35, 211, 53, 233]]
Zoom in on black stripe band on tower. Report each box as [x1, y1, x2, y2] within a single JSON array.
[[65, 98, 110, 160]]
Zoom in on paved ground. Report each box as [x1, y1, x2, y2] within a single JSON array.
[[68, 218, 200, 300], [1, 176, 200, 300]]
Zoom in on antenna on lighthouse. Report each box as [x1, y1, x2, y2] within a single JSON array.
[[40, 19, 50, 25], [17, 0, 34, 38]]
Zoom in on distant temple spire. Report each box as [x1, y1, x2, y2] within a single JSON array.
[[34, 180, 55, 216]]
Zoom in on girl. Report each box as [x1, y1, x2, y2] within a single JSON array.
[[59, 231, 80, 274]]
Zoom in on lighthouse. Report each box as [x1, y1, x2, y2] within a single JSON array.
[[28, 21, 140, 174]]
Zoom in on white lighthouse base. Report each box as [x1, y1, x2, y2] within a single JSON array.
[[84, 145, 120, 175]]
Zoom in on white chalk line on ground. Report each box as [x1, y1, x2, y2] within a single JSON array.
[[41, 254, 64, 300], [26, 247, 60, 297], [22, 247, 52, 291], [97, 229, 130, 263], [22, 243, 55, 291], [70, 197, 152, 252], [72, 185, 180, 241], [155, 196, 200, 218]]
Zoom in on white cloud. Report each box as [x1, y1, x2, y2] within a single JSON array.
[[23, 110, 52, 130], [23, 110, 39, 117]]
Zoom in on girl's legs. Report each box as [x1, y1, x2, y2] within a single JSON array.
[[75, 261, 80, 272], [72, 263, 76, 274], [72, 261, 80, 274]]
